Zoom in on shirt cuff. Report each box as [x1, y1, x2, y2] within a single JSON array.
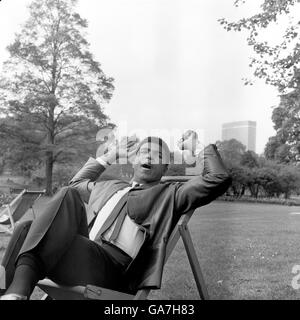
[[96, 157, 110, 168]]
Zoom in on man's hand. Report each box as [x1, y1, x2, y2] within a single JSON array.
[[177, 130, 200, 153], [100, 135, 139, 165], [177, 130, 205, 167]]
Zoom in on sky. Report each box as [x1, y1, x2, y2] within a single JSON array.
[[0, 0, 294, 154]]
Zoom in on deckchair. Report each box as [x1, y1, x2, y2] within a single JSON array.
[[0, 189, 46, 234], [37, 208, 209, 300]]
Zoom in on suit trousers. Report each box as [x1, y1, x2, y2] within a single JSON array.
[[1, 187, 132, 292]]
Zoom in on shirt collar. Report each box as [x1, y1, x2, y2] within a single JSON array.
[[131, 181, 142, 187]]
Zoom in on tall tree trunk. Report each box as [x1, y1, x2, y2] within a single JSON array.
[[284, 191, 289, 200], [45, 151, 54, 195], [45, 100, 55, 196], [241, 186, 245, 196], [255, 185, 260, 198]]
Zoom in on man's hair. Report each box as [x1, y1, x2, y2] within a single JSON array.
[[137, 136, 170, 164]]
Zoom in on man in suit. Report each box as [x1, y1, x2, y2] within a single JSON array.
[[0, 131, 231, 300]]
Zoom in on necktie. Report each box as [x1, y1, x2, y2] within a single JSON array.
[[109, 183, 140, 242], [94, 192, 128, 242]]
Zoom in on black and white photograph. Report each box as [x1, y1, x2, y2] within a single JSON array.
[[0, 0, 300, 303]]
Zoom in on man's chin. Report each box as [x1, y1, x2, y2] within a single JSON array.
[[134, 174, 160, 185]]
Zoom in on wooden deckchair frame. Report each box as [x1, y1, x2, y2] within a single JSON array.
[[37, 208, 209, 300], [0, 189, 46, 234]]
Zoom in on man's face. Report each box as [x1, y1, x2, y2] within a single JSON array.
[[132, 141, 169, 184]]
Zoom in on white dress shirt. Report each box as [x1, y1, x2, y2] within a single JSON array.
[[88, 157, 144, 258]]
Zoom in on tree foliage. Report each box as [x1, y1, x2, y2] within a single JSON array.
[[216, 139, 247, 167], [217, 139, 300, 198], [220, 0, 300, 164], [219, 0, 300, 92], [264, 87, 300, 163], [0, 0, 114, 194], [241, 150, 259, 168]]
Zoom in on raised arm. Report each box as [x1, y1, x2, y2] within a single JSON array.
[[69, 157, 107, 203], [175, 137, 231, 214], [69, 135, 139, 203]]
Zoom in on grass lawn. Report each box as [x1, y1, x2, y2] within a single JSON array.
[[1, 198, 300, 300]]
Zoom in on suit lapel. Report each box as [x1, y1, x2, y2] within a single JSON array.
[[87, 180, 129, 225]]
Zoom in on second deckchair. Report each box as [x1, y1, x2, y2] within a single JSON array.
[[0, 189, 46, 234]]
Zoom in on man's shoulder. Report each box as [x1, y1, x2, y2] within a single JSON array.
[[96, 177, 128, 186], [90, 178, 129, 200], [161, 176, 192, 184]]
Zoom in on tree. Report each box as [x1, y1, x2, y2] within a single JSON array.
[[215, 139, 249, 197], [245, 167, 261, 197], [277, 164, 300, 198], [252, 159, 300, 198], [241, 150, 259, 168], [264, 88, 300, 163], [227, 165, 249, 197], [0, 0, 114, 194], [220, 0, 300, 163], [0, 117, 45, 176], [219, 0, 300, 93], [215, 139, 247, 167], [256, 166, 281, 197]]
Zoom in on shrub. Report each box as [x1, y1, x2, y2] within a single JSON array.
[[0, 191, 15, 207], [219, 195, 300, 206]]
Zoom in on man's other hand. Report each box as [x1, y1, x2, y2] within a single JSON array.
[[177, 130, 199, 153], [100, 135, 139, 165]]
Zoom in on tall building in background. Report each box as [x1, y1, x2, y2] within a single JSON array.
[[222, 121, 257, 152]]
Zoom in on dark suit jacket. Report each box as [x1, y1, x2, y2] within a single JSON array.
[[69, 144, 231, 292]]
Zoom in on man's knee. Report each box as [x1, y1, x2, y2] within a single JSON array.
[[58, 186, 80, 197], [62, 186, 83, 204], [52, 186, 81, 204]]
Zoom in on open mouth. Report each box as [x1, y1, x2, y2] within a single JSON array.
[[141, 163, 151, 170]]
